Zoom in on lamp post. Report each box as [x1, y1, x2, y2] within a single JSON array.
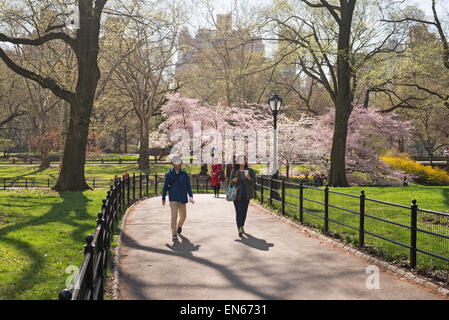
[[268, 93, 282, 200], [268, 93, 283, 177]]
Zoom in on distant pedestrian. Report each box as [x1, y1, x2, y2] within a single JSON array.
[[403, 176, 408, 187], [162, 156, 194, 241], [229, 155, 256, 237], [211, 160, 225, 197], [124, 171, 129, 179]]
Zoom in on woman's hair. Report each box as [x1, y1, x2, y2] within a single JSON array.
[[235, 155, 248, 169]]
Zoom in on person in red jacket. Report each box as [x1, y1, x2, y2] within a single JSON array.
[[210, 160, 224, 198]]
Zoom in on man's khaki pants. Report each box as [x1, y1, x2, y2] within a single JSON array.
[[169, 201, 187, 235]]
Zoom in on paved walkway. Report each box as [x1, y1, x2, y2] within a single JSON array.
[[118, 194, 444, 300]]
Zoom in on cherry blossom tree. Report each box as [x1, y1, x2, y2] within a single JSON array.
[[312, 106, 411, 185], [277, 115, 322, 178]]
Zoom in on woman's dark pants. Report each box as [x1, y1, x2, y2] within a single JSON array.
[[213, 184, 220, 196], [233, 198, 250, 228]]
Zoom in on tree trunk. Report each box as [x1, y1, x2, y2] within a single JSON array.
[[329, 105, 350, 187], [328, 2, 355, 187], [53, 1, 105, 191], [113, 131, 122, 153], [54, 98, 93, 191], [124, 126, 128, 154], [138, 118, 150, 171], [39, 145, 51, 170]]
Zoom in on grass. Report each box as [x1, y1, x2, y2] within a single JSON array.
[[2, 166, 448, 299], [257, 183, 449, 273], [0, 163, 314, 180], [0, 189, 106, 299]]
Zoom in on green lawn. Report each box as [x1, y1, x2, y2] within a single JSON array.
[[2, 165, 448, 299], [257, 184, 449, 272], [0, 189, 107, 299]]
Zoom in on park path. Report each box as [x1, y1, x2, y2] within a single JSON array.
[[118, 194, 443, 300]]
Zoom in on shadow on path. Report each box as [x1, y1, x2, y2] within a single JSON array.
[[165, 235, 201, 256], [235, 233, 274, 251], [121, 232, 277, 299]]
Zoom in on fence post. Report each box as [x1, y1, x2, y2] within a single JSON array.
[[324, 185, 329, 234], [260, 177, 264, 205], [155, 173, 158, 195], [93, 179, 95, 189], [359, 190, 365, 248], [139, 173, 143, 199], [196, 176, 199, 193], [127, 176, 130, 206], [25, 178, 27, 189], [122, 176, 126, 209], [269, 176, 273, 206], [118, 178, 122, 214], [132, 173, 136, 201], [206, 176, 209, 193], [299, 182, 304, 224], [95, 212, 104, 300], [146, 173, 149, 195], [84, 234, 94, 299], [281, 178, 285, 216], [410, 199, 418, 269]]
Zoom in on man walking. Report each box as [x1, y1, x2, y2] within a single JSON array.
[[162, 156, 194, 241]]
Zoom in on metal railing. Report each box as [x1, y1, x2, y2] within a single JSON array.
[[0, 177, 122, 189], [58, 173, 221, 300], [255, 176, 449, 270]]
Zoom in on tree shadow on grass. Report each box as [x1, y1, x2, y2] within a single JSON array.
[[441, 188, 449, 214], [0, 191, 93, 299], [2, 167, 49, 183]]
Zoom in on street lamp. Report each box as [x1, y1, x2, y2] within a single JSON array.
[[268, 93, 283, 129], [268, 93, 283, 177]]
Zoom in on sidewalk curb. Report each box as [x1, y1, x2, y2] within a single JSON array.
[[113, 195, 159, 300], [250, 201, 449, 298]]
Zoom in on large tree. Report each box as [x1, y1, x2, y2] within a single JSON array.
[[265, 0, 410, 186], [108, 1, 184, 170], [0, 0, 107, 191]]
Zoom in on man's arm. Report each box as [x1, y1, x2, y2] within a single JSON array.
[[162, 173, 170, 201], [186, 174, 193, 199]]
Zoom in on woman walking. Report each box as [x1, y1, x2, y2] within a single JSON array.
[[229, 155, 256, 237], [210, 160, 224, 197]]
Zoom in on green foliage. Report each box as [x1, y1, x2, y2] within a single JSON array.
[[382, 156, 449, 186], [0, 189, 105, 299], [0, 138, 13, 153]]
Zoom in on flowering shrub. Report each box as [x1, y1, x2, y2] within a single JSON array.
[[381, 156, 449, 186]]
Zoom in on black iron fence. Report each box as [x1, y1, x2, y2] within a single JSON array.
[[255, 176, 449, 270], [58, 173, 221, 300], [0, 177, 122, 189], [50, 173, 448, 299]]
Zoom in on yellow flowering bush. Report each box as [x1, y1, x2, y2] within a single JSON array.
[[381, 156, 449, 185]]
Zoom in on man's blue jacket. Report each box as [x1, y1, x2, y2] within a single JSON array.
[[162, 168, 193, 204]]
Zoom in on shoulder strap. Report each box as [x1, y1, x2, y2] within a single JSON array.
[[169, 172, 182, 187]]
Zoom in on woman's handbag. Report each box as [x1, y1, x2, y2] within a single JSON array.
[[226, 182, 238, 201]]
